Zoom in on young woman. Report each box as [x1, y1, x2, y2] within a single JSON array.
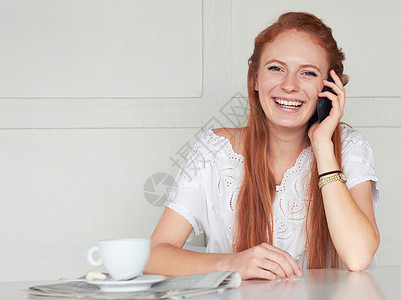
[[144, 12, 380, 280]]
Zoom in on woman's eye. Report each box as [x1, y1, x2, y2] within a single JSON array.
[[303, 71, 318, 77], [267, 66, 281, 72]]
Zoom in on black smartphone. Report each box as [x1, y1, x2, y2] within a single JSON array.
[[316, 75, 336, 122]]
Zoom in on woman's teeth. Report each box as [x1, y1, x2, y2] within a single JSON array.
[[275, 98, 302, 108]]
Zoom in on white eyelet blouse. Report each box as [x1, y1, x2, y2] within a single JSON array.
[[165, 124, 380, 268]]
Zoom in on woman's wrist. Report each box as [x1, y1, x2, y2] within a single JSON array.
[[311, 138, 333, 155], [217, 252, 235, 272], [311, 137, 333, 149], [312, 140, 340, 174]]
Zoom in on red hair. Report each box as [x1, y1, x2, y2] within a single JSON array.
[[234, 12, 346, 268]]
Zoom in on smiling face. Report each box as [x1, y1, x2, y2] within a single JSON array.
[[254, 29, 329, 131]]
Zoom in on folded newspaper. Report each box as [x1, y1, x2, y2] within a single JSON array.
[[29, 271, 241, 299]]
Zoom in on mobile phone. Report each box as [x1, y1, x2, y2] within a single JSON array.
[[317, 75, 336, 122]]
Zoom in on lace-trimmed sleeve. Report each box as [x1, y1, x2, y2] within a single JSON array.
[[341, 125, 380, 209], [164, 131, 216, 239]]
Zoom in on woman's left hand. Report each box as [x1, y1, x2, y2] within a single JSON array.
[[308, 69, 345, 144]]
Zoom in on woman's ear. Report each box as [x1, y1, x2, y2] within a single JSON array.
[[254, 74, 259, 91]]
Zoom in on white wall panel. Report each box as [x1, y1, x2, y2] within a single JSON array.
[[0, 128, 198, 281], [343, 98, 401, 127], [199, 0, 233, 123], [0, 0, 202, 98], [0, 98, 203, 128]]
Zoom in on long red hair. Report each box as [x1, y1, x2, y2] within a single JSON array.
[[234, 12, 347, 268]]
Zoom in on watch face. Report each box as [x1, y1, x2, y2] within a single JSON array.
[[318, 172, 347, 189]]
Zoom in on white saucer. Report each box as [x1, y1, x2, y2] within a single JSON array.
[[87, 275, 165, 292]]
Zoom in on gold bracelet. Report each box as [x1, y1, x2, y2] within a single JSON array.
[[318, 172, 347, 189]]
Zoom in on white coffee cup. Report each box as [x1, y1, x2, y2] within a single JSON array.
[[87, 238, 151, 280]]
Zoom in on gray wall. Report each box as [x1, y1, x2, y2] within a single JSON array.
[[1, 0, 400, 281]]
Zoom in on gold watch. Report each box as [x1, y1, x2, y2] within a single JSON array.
[[318, 172, 347, 189]]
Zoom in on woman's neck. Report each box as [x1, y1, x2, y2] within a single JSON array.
[[267, 124, 309, 160], [266, 124, 309, 185]]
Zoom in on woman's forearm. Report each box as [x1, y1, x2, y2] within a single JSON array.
[[314, 141, 380, 270], [144, 242, 231, 276], [320, 181, 379, 270], [145, 241, 303, 280]]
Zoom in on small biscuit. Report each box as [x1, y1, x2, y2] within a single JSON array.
[[86, 270, 106, 280]]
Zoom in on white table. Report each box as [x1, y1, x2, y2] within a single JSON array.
[[2, 265, 400, 299]]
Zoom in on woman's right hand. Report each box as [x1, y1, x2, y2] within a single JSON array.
[[226, 243, 302, 280]]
